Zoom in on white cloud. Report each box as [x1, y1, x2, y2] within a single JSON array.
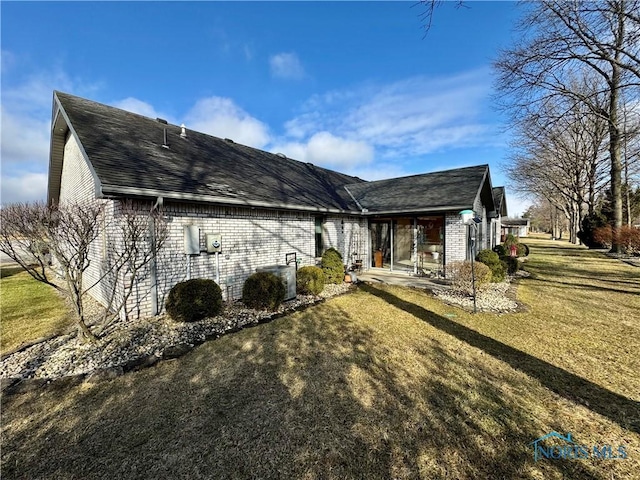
[[269, 52, 306, 80], [1, 107, 50, 166], [282, 69, 496, 161], [1, 173, 48, 204], [342, 164, 410, 182], [271, 132, 374, 168], [184, 96, 270, 148], [1, 50, 17, 73], [0, 65, 102, 204], [243, 44, 254, 61], [112, 97, 168, 120]]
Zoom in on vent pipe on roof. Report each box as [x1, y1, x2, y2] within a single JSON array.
[[162, 128, 169, 149], [180, 124, 187, 138]]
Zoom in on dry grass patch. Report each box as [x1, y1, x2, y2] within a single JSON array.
[[0, 267, 70, 355]]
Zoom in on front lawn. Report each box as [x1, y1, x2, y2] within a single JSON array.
[[2, 237, 639, 479], [0, 267, 70, 356]]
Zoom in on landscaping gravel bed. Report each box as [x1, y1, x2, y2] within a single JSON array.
[[0, 283, 351, 382], [432, 271, 528, 313]]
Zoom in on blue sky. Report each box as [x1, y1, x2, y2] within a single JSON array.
[[1, 1, 530, 215]]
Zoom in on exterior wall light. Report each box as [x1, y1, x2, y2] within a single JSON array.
[[459, 209, 481, 313]]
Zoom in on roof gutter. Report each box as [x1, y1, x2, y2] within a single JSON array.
[[363, 205, 472, 216], [100, 184, 364, 216]]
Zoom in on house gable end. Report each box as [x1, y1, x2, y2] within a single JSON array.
[[48, 92, 103, 205]]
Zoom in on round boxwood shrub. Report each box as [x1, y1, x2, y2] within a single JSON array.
[[321, 248, 345, 285], [493, 244, 507, 257], [476, 249, 506, 282], [323, 247, 343, 261], [296, 265, 325, 295], [578, 212, 609, 248], [242, 271, 285, 311], [165, 278, 223, 322], [501, 256, 520, 275], [448, 261, 492, 295]]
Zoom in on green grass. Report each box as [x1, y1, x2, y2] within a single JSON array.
[[2, 237, 639, 479], [0, 266, 70, 355]]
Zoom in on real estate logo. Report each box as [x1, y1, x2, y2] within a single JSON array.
[[530, 432, 628, 462]]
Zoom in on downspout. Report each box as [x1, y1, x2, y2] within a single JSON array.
[[150, 196, 163, 315]]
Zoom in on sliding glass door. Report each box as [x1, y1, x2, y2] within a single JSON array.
[[369, 216, 445, 274], [370, 220, 391, 268], [393, 218, 414, 273]]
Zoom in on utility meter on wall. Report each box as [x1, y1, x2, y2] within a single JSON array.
[[206, 233, 222, 253]]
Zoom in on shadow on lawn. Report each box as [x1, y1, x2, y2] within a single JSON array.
[[360, 283, 640, 436], [524, 245, 640, 296], [2, 296, 617, 479], [0, 265, 24, 279]]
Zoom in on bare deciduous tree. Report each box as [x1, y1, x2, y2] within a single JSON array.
[[495, 0, 640, 252], [416, 0, 466, 34], [98, 200, 168, 330], [505, 79, 610, 243], [0, 200, 167, 342], [0, 202, 104, 341]]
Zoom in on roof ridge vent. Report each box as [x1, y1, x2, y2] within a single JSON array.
[[224, 138, 234, 143], [156, 118, 168, 124], [276, 152, 287, 159]]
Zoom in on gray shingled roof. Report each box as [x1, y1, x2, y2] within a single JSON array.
[[50, 92, 364, 213], [492, 186, 507, 217], [345, 165, 493, 215], [49, 92, 496, 216]]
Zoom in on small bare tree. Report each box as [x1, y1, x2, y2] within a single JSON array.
[[0, 200, 167, 342], [0, 201, 104, 341], [98, 200, 168, 328]]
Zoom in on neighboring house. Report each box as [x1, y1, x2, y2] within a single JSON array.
[[491, 186, 508, 249], [48, 91, 502, 318], [501, 218, 530, 238]]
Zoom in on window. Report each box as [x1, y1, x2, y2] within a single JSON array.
[[315, 217, 324, 258]]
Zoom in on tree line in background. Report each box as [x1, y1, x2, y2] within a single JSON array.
[[492, 0, 640, 252]]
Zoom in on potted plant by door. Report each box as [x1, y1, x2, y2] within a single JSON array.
[[374, 249, 383, 268]]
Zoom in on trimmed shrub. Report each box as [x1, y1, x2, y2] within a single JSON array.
[[323, 247, 343, 261], [578, 212, 609, 248], [620, 226, 640, 255], [493, 244, 507, 257], [296, 265, 325, 295], [501, 256, 520, 275], [242, 272, 285, 311], [476, 249, 506, 282], [503, 234, 518, 249], [165, 278, 223, 322], [321, 248, 345, 285], [593, 225, 612, 248], [595, 225, 640, 254], [448, 261, 492, 295]]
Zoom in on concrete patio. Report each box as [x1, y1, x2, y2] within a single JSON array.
[[356, 270, 451, 292]]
